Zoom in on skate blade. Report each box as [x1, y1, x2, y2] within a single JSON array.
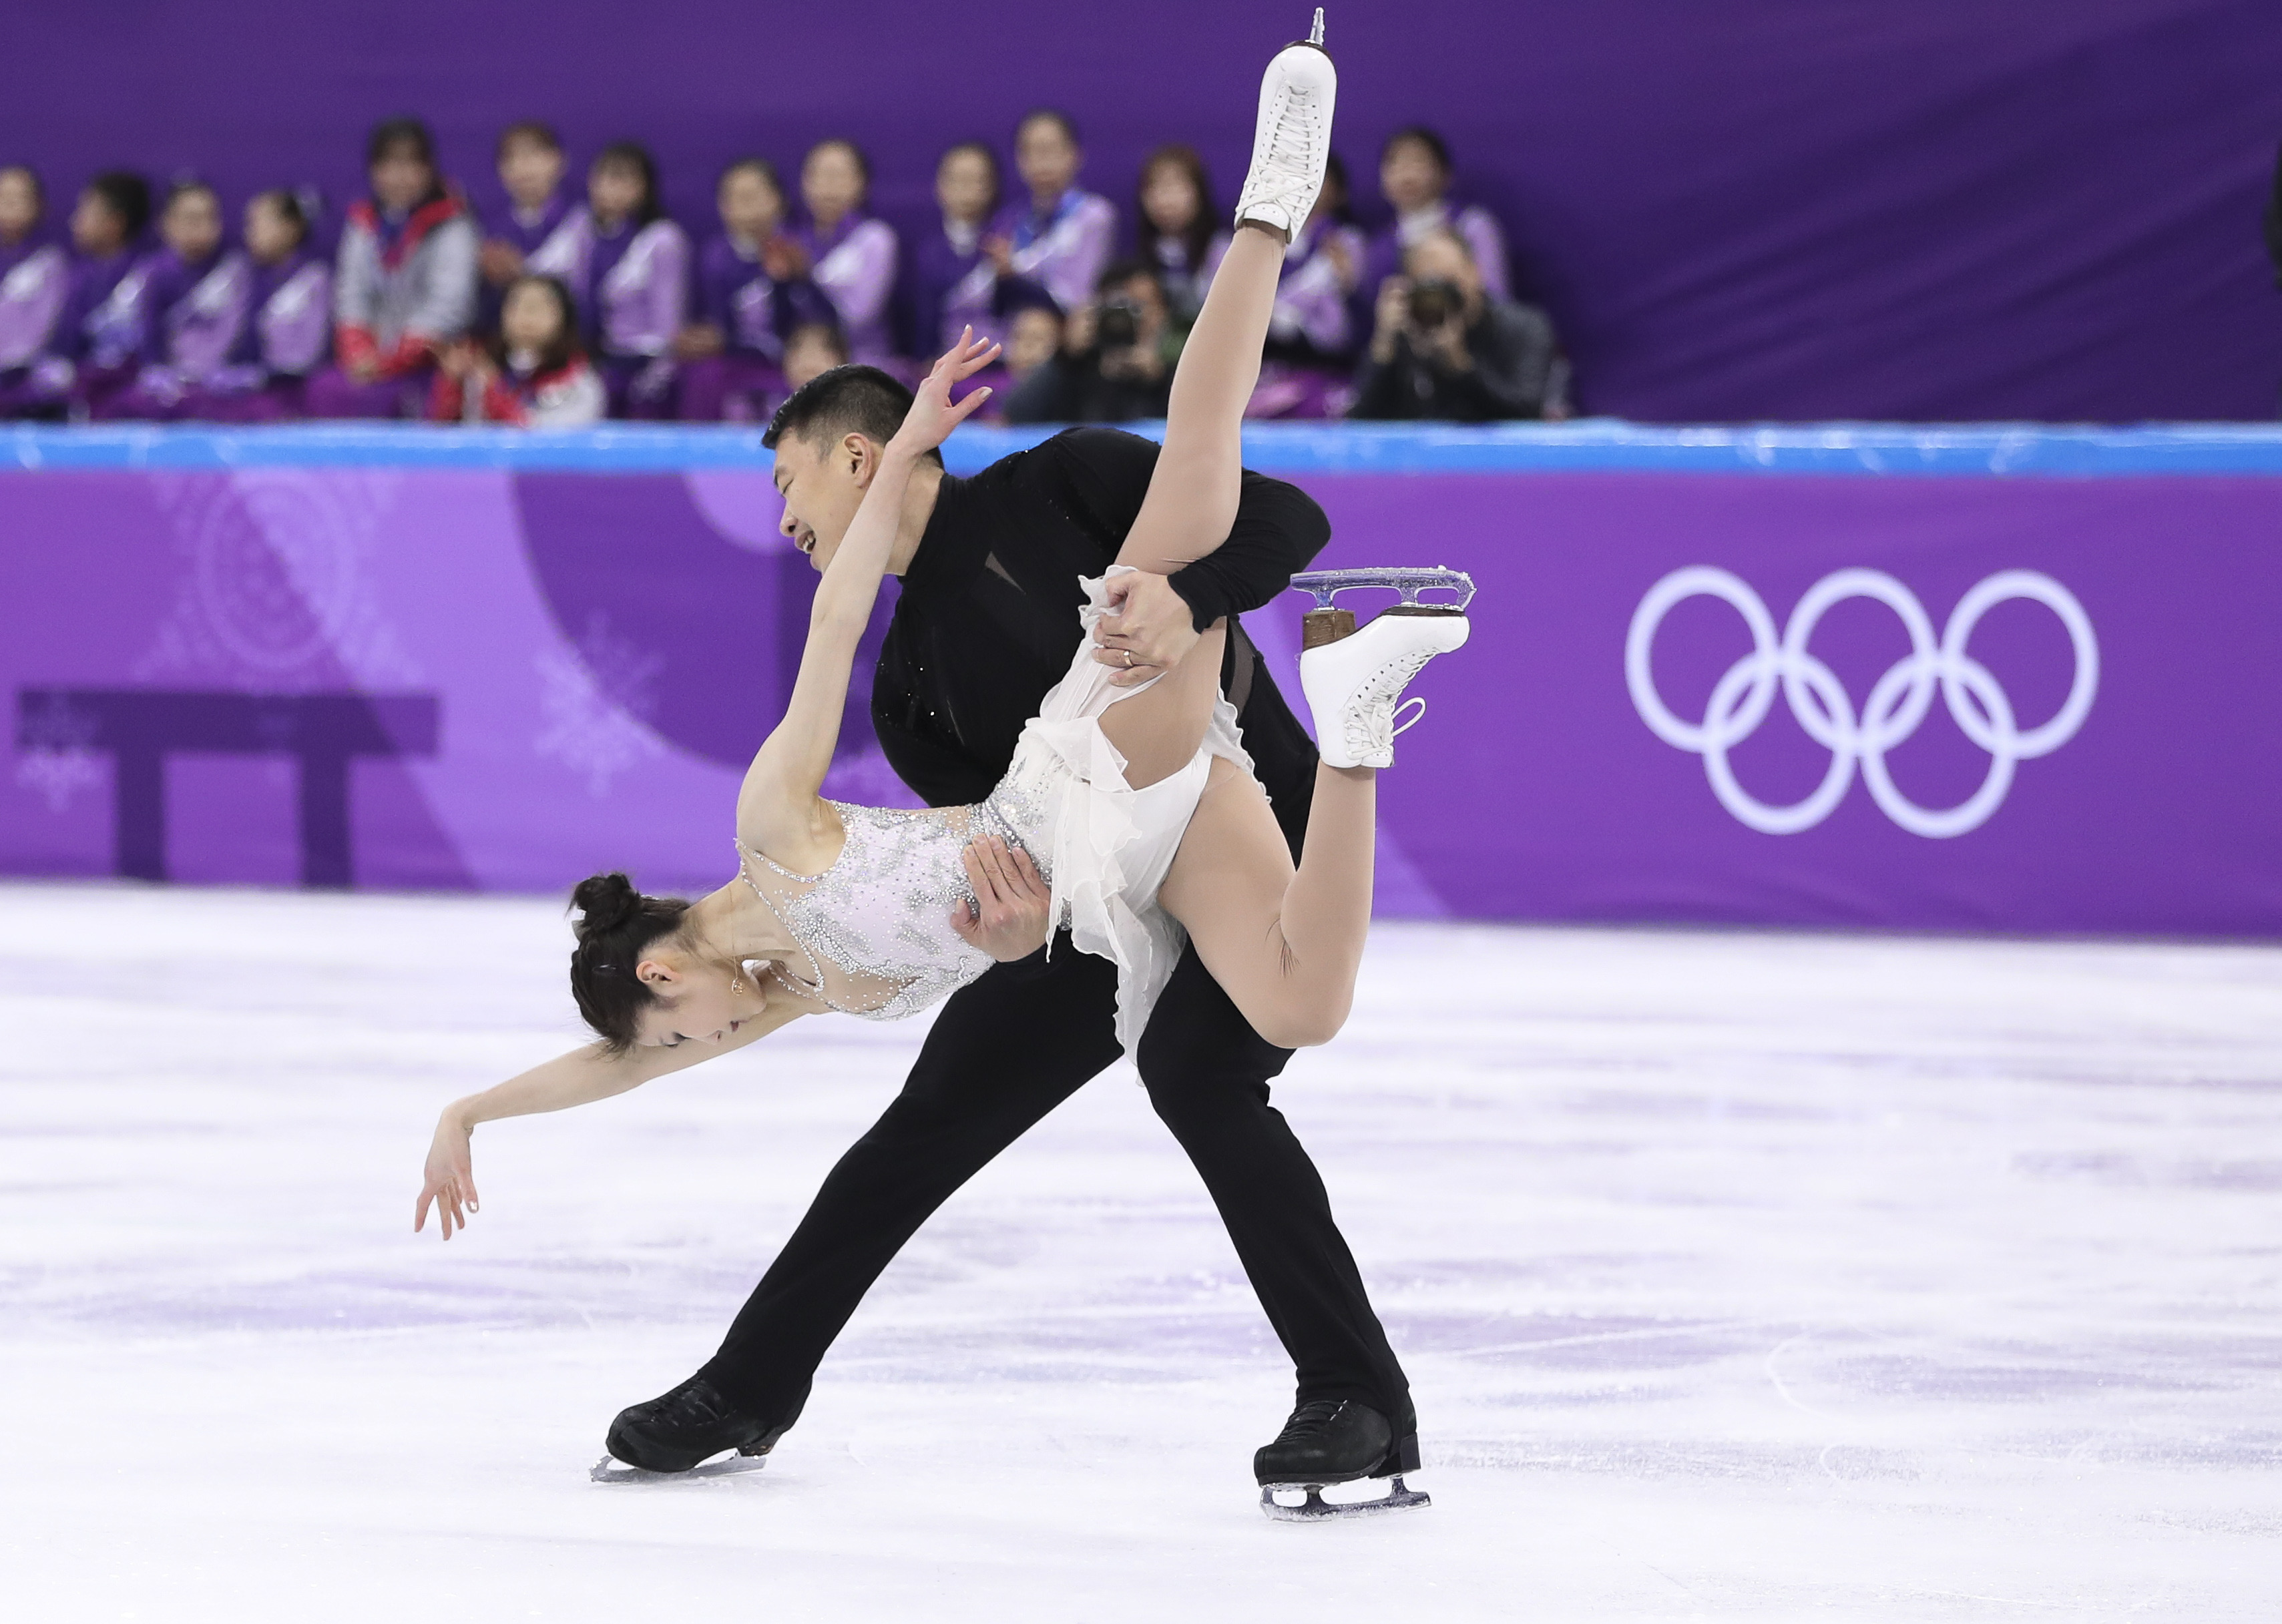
[[1293, 567, 1475, 612], [1259, 1473, 1431, 1521], [589, 1450, 769, 1484]]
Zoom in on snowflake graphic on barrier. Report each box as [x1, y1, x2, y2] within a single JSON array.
[[13, 692, 107, 814], [533, 613, 668, 798]]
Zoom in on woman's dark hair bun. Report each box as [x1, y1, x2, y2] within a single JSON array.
[[572, 872, 642, 940], [565, 872, 692, 1053]]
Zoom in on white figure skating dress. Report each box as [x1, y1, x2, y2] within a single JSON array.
[[736, 569, 1250, 1053]]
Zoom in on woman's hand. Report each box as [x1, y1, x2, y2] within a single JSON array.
[[414, 1106, 479, 1241], [1092, 571, 1200, 686], [889, 327, 1001, 456], [949, 835, 1052, 961]]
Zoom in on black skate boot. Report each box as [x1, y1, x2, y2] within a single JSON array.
[[1253, 1399, 1429, 1521], [590, 1376, 790, 1483]]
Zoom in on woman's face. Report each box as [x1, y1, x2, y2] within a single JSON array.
[[1015, 118, 1080, 204], [501, 281, 563, 352], [161, 189, 222, 263], [371, 147, 433, 214], [718, 167, 783, 240], [0, 172, 38, 241], [1379, 137, 1446, 215], [243, 196, 298, 263], [632, 951, 765, 1050], [590, 160, 645, 224], [936, 149, 995, 226], [1141, 162, 1201, 237], [802, 144, 865, 227], [70, 192, 126, 255]]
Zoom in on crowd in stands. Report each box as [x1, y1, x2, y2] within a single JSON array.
[[0, 113, 1568, 430]]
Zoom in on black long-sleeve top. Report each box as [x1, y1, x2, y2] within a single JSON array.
[[876, 427, 1329, 856], [1350, 299, 1561, 423]]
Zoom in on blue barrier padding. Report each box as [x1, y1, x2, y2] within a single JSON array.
[[9, 419, 2282, 477]]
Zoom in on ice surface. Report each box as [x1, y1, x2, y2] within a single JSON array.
[[2, 882, 2278, 1621]]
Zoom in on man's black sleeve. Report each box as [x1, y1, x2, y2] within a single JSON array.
[[1048, 427, 1333, 631]]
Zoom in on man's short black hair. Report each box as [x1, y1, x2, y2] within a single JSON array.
[[762, 364, 941, 465]]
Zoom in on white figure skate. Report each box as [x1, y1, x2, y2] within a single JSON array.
[[1297, 567, 1474, 770], [1231, 10, 1337, 240]]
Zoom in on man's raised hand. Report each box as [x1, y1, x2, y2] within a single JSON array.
[[891, 327, 1001, 455]]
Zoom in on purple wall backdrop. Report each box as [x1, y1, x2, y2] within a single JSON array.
[[5, 452, 2279, 935], [10, 1, 2282, 421]]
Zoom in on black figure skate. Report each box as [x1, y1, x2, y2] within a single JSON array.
[[1254, 1400, 1431, 1521], [589, 1376, 788, 1484]]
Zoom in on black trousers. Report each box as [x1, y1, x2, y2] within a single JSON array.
[[696, 932, 1414, 1440]]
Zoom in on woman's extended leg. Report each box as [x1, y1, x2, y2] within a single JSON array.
[[1092, 224, 1287, 788], [1158, 755, 1374, 1051]]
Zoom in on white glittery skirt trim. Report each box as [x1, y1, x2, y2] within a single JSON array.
[[983, 569, 1252, 1056]]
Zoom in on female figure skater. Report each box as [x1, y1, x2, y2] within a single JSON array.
[[419, 11, 1457, 1220]]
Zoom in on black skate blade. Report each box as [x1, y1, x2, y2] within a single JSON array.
[[589, 1449, 768, 1484], [1259, 1473, 1431, 1521]]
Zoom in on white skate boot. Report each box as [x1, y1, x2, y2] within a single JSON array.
[[1297, 567, 1473, 770], [1231, 10, 1337, 240]]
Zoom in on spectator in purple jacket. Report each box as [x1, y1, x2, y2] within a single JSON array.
[[478, 122, 577, 330], [531, 141, 690, 417], [0, 166, 71, 404], [168, 190, 334, 422], [675, 157, 825, 422], [783, 140, 897, 368], [91, 178, 240, 419], [0, 170, 156, 419], [984, 110, 1116, 318], [909, 140, 1019, 358], [1134, 144, 1229, 327], [1359, 125, 1512, 315]]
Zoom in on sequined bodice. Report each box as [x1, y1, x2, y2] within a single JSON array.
[[736, 800, 1025, 1021]]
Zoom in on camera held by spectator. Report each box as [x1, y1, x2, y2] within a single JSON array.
[[1004, 258, 1176, 424]]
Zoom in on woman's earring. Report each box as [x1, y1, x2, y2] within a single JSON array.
[[730, 970, 746, 995]]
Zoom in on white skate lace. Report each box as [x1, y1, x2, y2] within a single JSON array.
[[1242, 69, 1328, 218], [1341, 651, 1437, 765]]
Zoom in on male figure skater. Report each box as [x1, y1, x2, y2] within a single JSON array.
[[607, 17, 1417, 1508]]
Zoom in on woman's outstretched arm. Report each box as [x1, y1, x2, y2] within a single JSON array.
[[414, 999, 807, 1241], [736, 331, 999, 846]]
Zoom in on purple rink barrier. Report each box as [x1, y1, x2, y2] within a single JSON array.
[[3, 423, 2279, 935]]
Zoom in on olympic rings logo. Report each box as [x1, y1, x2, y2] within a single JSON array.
[[1626, 567, 2098, 838]]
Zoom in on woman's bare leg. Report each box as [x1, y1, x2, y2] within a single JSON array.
[[1094, 224, 1288, 788], [1158, 756, 1376, 1051]]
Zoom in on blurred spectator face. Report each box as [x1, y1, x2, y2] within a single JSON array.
[[1005, 306, 1063, 380], [1140, 158, 1203, 239], [936, 147, 996, 228], [782, 322, 849, 391], [589, 158, 644, 226], [1403, 231, 1481, 309], [1100, 270, 1169, 349], [1015, 115, 1081, 207], [371, 144, 435, 214], [0, 170, 38, 242], [718, 165, 784, 244], [501, 279, 567, 354], [243, 194, 302, 264], [1379, 135, 1448, 216], [70, 188, 128, 255], [803, 144, 867, 230], [499, 133, 565, 211], [161, 187, 222, 264]]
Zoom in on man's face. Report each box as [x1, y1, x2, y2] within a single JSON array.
[[499, 137, 564, 210], [772, 431, 871, 573], [1405, 236, 1481, 306], [1108, 273, 1169, 346]]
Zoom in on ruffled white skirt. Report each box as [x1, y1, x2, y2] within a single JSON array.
[[982, 569, 1252, 1055]]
